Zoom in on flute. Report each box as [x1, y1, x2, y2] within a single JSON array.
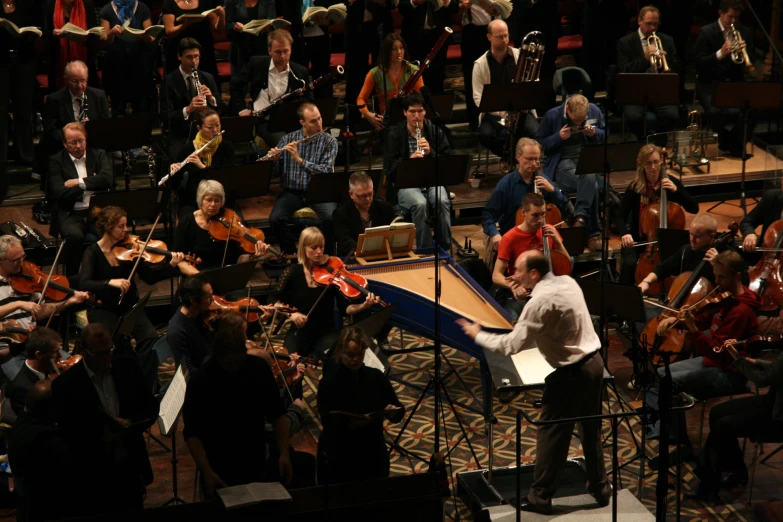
[[256, 130, 327, 162], [158, 131, 225, 186]]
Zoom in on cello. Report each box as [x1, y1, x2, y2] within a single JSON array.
[[532, 174, 571, 276], [642, 223, 739, 363], [634, 149, 686, 295], [747, 219, 783, 314]]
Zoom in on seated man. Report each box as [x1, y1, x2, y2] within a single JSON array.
[[646, 251, 760, 455], [482, 138, 570, 259], [616, 5, 680, 139], [49, 122, 113, 276], [333, 171, 399, 258], [7, 328, 62, 417], [164, 38, 223, 150], [384, 92, 452, 250], [493, 192, 569, 320], [740, 188, 783, 254], [167, 275, 214, 375], [536, 94, 605, 251], [268, 102, 338, 255]]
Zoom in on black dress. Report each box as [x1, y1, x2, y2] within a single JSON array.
[[224, 0, 274, 78], [173, 210, 243, 271], [174, 139, 236, 218], [317, 358, 404, 484], [98, 1, 154, 116], [44, 0, 100, 90], [274, 263, 349, 359], [162, 0, 219, 80]]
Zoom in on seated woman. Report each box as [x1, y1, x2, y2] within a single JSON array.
[[174, 179, 269, 275], [78, 206, 184, 387], [357, 33, 423, 132], [317, 326, 405, 485], [45, 0, 101, 90], [274, 227, 378, 359], [99, 0, 156, 117], [170, 108, 235, 218], [618, 143, 699, 287]]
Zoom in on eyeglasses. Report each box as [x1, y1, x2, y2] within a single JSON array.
[[85, 346, 116, 357], [351, 191, 374, 200], [65, 138, 86, 146], [4, 254, 26, 264], [522, 157, 541, 163]]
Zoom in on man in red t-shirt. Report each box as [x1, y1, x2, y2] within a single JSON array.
[[492, 192, 569, 319]]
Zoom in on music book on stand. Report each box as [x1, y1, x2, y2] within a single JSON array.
[[217, 482, 292, 510], [355, 220, 417, 264], [242, 18, 290, 35], [158, 366, 188, 437]]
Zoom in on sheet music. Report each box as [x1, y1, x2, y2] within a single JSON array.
[[389, 231, 412, 248], [364, 348, 385, 373], [158, 366, 187, 436], [510, 348, 555, 385], [360, 235, 384, 252], [217, 482, 291, 509]]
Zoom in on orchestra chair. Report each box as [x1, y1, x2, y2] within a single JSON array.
[[553, 66, 595, 102]]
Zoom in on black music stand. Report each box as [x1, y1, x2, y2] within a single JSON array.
[[200, 261, 256, 295], [206, 161, 272, 208], [615, 73, 680, 138], [394, 154, 470, 190], [301, 170, 383, 206], [707, 81, 782, 215], [267, 97, 340, 133], [113, 292, 152, 346], [346, 303, 399, 375], [90, 189, 160, 230], [86, 115, 154, 190], [220, 116, 256, 143]]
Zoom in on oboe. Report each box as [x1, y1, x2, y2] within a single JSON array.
[[415, 121, 423, 155], [158, 131, 225, 186], [192, 70, 205, 102], [257, 130, 327, 161]]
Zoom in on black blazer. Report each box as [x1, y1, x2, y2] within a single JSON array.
[[616, 30, 679, 74], [383, 119, 451, 204], [164, 68, 223, 143], [333, 199, 400, 258], [51, 357, 159, 489], [43, 86, 110, 149], [7, 364, 42, 417], [233, 56, 313, 115], [695, 20, 752, 84], [740, 189, 783, 244], [49, 148, 113, 220]]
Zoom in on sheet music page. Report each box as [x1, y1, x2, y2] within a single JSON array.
[[364, 348, 385, 373], [217, 482, 291, 509], [158, 366, 187, 436], [360, 235, 384, 252], [389, 231, 412, 248], [511, 348, 555, 385]]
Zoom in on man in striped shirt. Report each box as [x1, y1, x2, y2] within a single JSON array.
[[268, 102, 338, 255]]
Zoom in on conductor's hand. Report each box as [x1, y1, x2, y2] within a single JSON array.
[[254, 240, 269, 257], [704, 247, 719, 263], [491, 234, 502, 251], [290, 312, 308, 328], [109, 279, 131, 295], [278, 450, 293, 485], [621, 234, 635, 249], [660, 178, 677, 192], [559, 124, 572, 140], [535, 176, 554, 193], [169, 252, 185, 267], [655, 316, 678, 336], [743, 233, 758, 252], [720, 39, 733, 58], [202, 470, 228, 500], [456, 318, 481, 339], [283, 141, 302, 164]]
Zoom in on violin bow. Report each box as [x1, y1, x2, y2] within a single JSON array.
[[221, 215, 234, 268], [37, 241, 67, 307], [257, 307, 295, 403], [245, 285, 252, 323], [119, 213, 162, 306]]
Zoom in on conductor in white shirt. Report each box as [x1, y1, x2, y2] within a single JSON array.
[[49, 122, 113, 276], [458, 250, 611, 514]]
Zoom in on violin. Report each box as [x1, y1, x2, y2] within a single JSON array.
[[747, 219, 783, 314], [55, 354, 83, 373], [642, 223, 739, 364], [207, 208, 284, 257], [0, 319, 32, 344], [312, 256, 387, 304], [634, 149, 686, 295], [714, 334, 783, 356], [208, 295, 295, 324], [11, 260, 96, 303], [113, 234, 201, 266], [247, 340, 319, 388]]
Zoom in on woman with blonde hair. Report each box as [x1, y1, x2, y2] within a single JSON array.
[[274, 227, 378, 359], [617, 143, 698, 286]]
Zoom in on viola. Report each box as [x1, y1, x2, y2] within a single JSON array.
[[642, 223, 739, 364], [0, 319, 31, 344], [208, 295, 295, 324], [312, 256, 387, 304], [207, 208, 283, 257], [113, 234, 201, 266], [56, 354, 83, 373], [10, 260, 96, 303], [634, 149, 686, 295], [748, 219, 783, 314], [247, 340, 319, 388]]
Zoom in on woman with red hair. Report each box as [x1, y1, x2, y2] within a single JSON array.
[[45, 0, 101, 89]]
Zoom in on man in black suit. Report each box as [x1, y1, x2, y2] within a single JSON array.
[[235, 29, 312, 148], [49, 122, 113, 276], [52, 324, 159, 516], [7, 328, 62, 417], [399, 0, 458, 95], [40, 60, 109, 188], [616, 5, 680, 139], [384, 92, 452, 250], [164, 37, 222, 152], [695, 0, 754, 157], [333, 171, 399, 258]]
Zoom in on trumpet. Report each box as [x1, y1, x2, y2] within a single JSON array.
[[647, 32, 670, 73], [415, 121, 423, 155], [257, 130, 327, 162], [726, 23, 754, 72]]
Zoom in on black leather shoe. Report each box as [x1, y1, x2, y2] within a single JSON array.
[[518, 500, 553, 515], [719, 470, 749, 489]]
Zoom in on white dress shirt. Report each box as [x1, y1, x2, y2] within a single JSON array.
[[83, 361, 120, 419], [474, 272, 600, 368], [70, 153, 92, 210], [253, 60, 290, 113], [716, 20, 726, 60], [24, 361, 46, 381]]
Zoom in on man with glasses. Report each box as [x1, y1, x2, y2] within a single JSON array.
[[52, 323, 159, 515], [482, 138, 569, 264], [333, 171, 399, 258], [385, 92, 452, 250], [49, 123, 113, 277]]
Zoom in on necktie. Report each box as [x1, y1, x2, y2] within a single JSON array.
[[187, 75, 197, 99], [77, 98, 86, 122]]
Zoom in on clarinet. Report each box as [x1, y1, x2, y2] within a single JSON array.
[[252, 66, 344, 118], [415, 121, 423, 155], [192, 70, 205, 102]]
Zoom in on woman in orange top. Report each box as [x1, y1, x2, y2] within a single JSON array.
[[357, 33, 424, 131]]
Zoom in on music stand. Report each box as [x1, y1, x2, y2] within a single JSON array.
[[574, 142, 640, 176], [90, 189, 160, 230], [112, 292, 151, 346], [707, 81, 782, 215], [267, 97, 340, 133], [394, 154, 470, 190], [302, 170, 383, 205], [206, 162, 272, 206], [86, 115, 154, 190], [200, 261, 256, 295], [615, 74, 680, 137], [220, 116, 256, 143], [347, 303, 400, 375], [558, 227, 588, 257], [355, 225, 417, 264]]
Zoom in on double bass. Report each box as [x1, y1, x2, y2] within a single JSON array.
[[634, 150, 686, 295], [642, 223, 739, 363], [747, 219, 783, 314]]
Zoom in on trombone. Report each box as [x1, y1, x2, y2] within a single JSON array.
[[647, 32, 670, 73]]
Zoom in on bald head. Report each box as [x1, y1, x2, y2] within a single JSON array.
[[487, 20, 510, 54], [488, 20, 507, 36], [515, 249, 544, 273]]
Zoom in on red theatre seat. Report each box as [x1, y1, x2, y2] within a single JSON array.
[[330, 53, 346, 68], [557, 34, 582, 53], [446, 44, 461, 61], [217, 61, 231, 81], [37, 74, 49, 91]]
